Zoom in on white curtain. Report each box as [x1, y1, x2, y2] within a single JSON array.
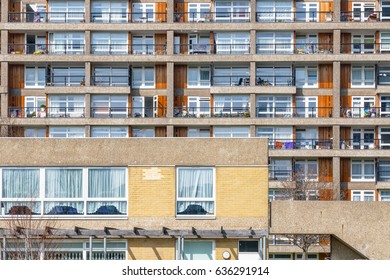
[[2, 169, 40, 198], [87, 201, 126, 214], [45, 169, 82, 198], [88, 168, 125, 198]]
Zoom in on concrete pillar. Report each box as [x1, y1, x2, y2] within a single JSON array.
[[166, 62, 174, 118], [167, 125, 174, 137], [1, 30, 8, 55], [85, 125, 91, 137], [85, 93, 91, 118], [250, 30, 256, 55], [333, 30, 341, 55], [333, 61, 341, 118], [1, 0, 9, 23], [0, 126, 8, 137], [85, 31, 91, 55], [84, 0, 91, 23], [250, 93, 256, 118], [85, 62, 91, 86], [250, 0, 257, 23], [167, 30, 174, 55], [333, 0, 341, 23], [332, 156, 341, 200], [332, 125, 340, 150], [250, 125, 256, 137], [1, 62, 9, 118], [250, 61, 256, 86], [1, 93, 8, 118], [167, 0, 174, 23]]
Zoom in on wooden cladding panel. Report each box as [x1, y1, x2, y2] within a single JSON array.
[[8, 95, 24, 107], [340, 64, 351, 88], [375, 31, 380, 53], [340, 96, 351, 108], [319, 158, 333, 182], [341, 158, 351, 182], [174, 127, 188, 137], [155, 64, 167, 89], [9, 34, 25, 53], [319, 127, 332, 140], [9, 65, 24, 89], [174, 2, 188, 22], [155, 127, 167, 137], [318, 33, 333, 52], [174, 65, 187, 89], [319, 2, 333, 22], [341, 33, 351, 53], [157, 95, 167, 117], [318, 96, 333, 117], [319, 189, 333, 201], [341, 1, 352, 12], [155, 3, 167, 22], [155, 34, 167, 55], [179, 34, 188, 54], [174, 95, 188, 108], [341, 127, 351, 141], [318, 64, 333, 89]]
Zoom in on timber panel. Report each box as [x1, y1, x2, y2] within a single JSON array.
[[319, 158, 333, 182], [174, 95, 188, 107], [157, 95, 167, 117], [9, 65, 24, 89], [155, 34, 167, 55], [318, 33, 333, 52], [341, 158, 351, 183], [155, 127, 167, 137], [318, 96, 333, 117], [9, 33, 25, 53], [174, 65, 187, 88], [174, 2, 188, 22], [155, 64, 167, 89], [319, 2, 333, 22], [340, 64, 351, 89], [174, 127, 188, 137], [319, 64, 333, 89], [155, 3, 167, 22], [341, 33, 351, 53]]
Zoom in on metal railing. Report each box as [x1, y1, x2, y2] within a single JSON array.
[[256, 11, 333, 22], [91, 76, 130, 86], [340, 107, 390, 118], [340, 139, 386, 150], [256, 107, 332, 118], [255, 75, 295, 86], [91, 107, 167, 118], [256, 43, 333, 54], [174, 107, 250, 118], [269, 169, 293, 181], [378, 170, 390, 182], [340, 11, 387, 22], [341, 43, 390, 54], [8, 43, 85, 54], [378, 73, 390, 85], [8, 12, 85, 23], [268, 139, 333, 150], [8, 107, 85, 118], [212, 75, 251, 86], [174, 12, 251, 23], [46, 75, 85, 86], [91, 44, 167, 55], [174, 44, 211, 55]]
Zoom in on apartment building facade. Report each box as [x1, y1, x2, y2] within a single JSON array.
[[0, 0, 390, 259]]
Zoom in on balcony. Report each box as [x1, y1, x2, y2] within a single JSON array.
[[91, 76, 130, 86], [90, 44, 167, 55], [340, 11, 389, 22], [174, 107, 250, 118], [268, 139, 333, 150], [8, 12, 85, 23], [256, 43, 333, 54], [46, 75, 85, 87], [255, 75, 295, 86], [269, 169, 293, 181], [91, 12, 166, 23], [8, 107, 85, 118], [90, 107, 167, 118], [340, 107, 390, 118], [256, 107, 332, 118], [8, 44, 85, 55], [340, 139, 389, 150], [256, 11, 333, 23], [174, 12, 250, 23], [211, 75, 251, 86], [341, 43, 390, 54]]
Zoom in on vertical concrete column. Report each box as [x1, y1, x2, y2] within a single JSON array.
[[332, 125, 340, 150], [250, 61, 256, 86], [250, 0, 257, 23], [166, 62, 174, 118], [250, 125, 256, 138], [1, 93, 8, 118], [85, 30, 91, 55], [85, 62, 91, 86], [332, 61, 341, 118], [167, 30, 174, 55], [332, 156, 341, 200], [333, 0, 341, 23], [85, 93, 91, 118], [333, 30, 341, 55], [167, 0, 174, 23], [250, 30, 256, 55], [85, 125, 91, 137], [84, 0, 91, 23], [250, 93, 256, 118], [1, 62, 9, 118], [0, 126, 8, 137], [1, 30, 8, 55], [167, 125, 174, 137], [1, 0, 9, 23]]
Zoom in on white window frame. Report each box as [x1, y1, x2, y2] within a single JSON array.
[[132, 127, 155, 138], [213, 66, 250, 86], [268, 189, 292, 201], [352, 34, 375, 54], [380, 32, 390, 53], [215, 32, 250, 55], [213, 126, 250, 138], [381, 95, 390, 117], [256, 32, 293, 54], [295, 66, 318, 88], [378, 160, 390, 182], [296, 2, 319, 22], [91, 126, 128, 138], [256, 95, 292, 118], [238, 240, 261, 260], [351, 159, 376, 181], [131, 96, 159, 118], [256, 66, 293, 86], [295, 34, 318, 54], [132, 66, 155, 88], [382, 1, 390, 21], [187, 3, 211, 22], [257, 127, 293, 148], [49, 126, 85, 138], [351, 128, 375, 149], [295, 96, 318, 118], [24, 96, 46, 118], [214, 1, 250, 22], [294, 159, 318, 181], [213, 95, 250, 116], [50, 66, 85, 86], [91, 95, 128, 118], [352, 96, 376, 117], [380, 128, 390, 149], [351, 66, 375, 88], [24, 127, 46, 138], [188, 128, 210, 138], [93, 67, 129, 86], [132, 3, 155, 23], [48, 32, 85, 54], [91, 1, 128, 23], [187, 66, 211, 88], [91, 32, 128, 54], [48, 95, 85, 118], [379, 190, 390, 201], [132, 35, 155, 55], [295, 128, 318, 149], [351, 190, 375, 201], [48, 1, 85, 22], [256, 1, 293, 22], [352, 2, 375, 22], [269, 159, 292, 180], [25, 66, 46, 88], [179, 240, 215, 260]]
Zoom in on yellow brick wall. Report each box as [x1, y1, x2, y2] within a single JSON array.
[[128, 167, 175, 217], [216, 167, 268, 218], [128, 239, 176, 260], [215, 239, 239, 260]]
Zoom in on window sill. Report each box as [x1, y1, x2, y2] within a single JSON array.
[[176, 215, 216, 220], [0, 214, 129, 220]]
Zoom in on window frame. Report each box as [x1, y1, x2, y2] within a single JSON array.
[[295, 66, 318, 88], [294, 159, 318, 181], [351, 190, 375, 201], [256, 32, 294, 54], [179, 240, 216, 260], [351, 159, 376, 182], [379, 190, 390, 201], [213, 126, 250, 138], [256, 95, 292, 118], [214, 1, 250, 22], [132, 3, 155, 22], [215, 32, 250, 54], [256, 1, 293, 22], [49, 126, 85, 138], [351, 66, 375, 88], [90, 126, 128, 138], [48, 95, 85, 118], [187, 66, 211, 88], [132, 66, 155, 88], [25, 66, 46, 88]]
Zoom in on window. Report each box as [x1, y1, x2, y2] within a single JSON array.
[[24, 96, 46, 118], [187, 3, 211, 22], [215, 33, 250, 54], [352, 34, 375, 54], [268, 253, 292, 260], [380, 190, 390, 201], [256, 67, 293, 86], [214, 1, 250, 22], [351, 128, 375, 149], [49, 67, 85, 86], [256, 1, 293, 22], [352, 2, 375, 22], [351, 66, 375, 88], [131, 96, 157, 118], [269, 159, 292, 180], [132, 128, 155, 138], [91, 1, 128, 23], [132, 3, 155, 22], [187, 34, 210, 54], [238, 240, 261, 260], [188, 128, 210, 138], [187, 67, 210, 87], [256, 96, 292, 118], [214, 95, 249, 116], [24, 127, 46, 138], [49, 33, 85, 54], [381, 95, 390, 117], [294, 160, 318, 181], [268, 235, 292, 245], [380, 33, 390, 53], [378, 67, 390, 85], [48, 1, 85, 22], [295, 96, 318, 118], [380, 128, 390, 149], [179, 96, 210, 118], [132, 35, 154, 54], [25, 66, 45, 88], [296, 128, 318, 149], [49, 127, 85, 138], [91, 95, 128, 118], [352, 96, 376, 117], [296, 2, 319, 22], [132, 67, 155, 88], [91, 32, 128, 54], [382, 1, 390, 21], [91, 126, 128, 138], [213, 66, 249, 86], [256, 32, 293, 54], [351, 190, 375, 201], [176, 167, 215, 217], [268, 189, 292, 200], [256, 127, 293, 148], [295, 66, 318, 88], [296, 34, 318, 54], [48, 95, 85, 118], [213, 126, 250, 138], [295, 253, 319, 260], [182, 241, 214, 260], [378, 160, 390, 181], [92, 67, 129, 86], [351, 160, 375, 181]]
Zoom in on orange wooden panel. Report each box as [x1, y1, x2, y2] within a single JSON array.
[[174, 127, 188, 137], [179, 34, 188, 54], [9, 65, 24, 89], [341, 33, 351, 53], [318, 96, 333, 117], [174, 96, 188, 108], [155, 34, 167, 54], [155, 127, 167, 137], [340, 158, 351, 182], [156, 3, 167, 22], [158, 95, 167, 117], [174, 65, 187, 88], [319, 64, 333, 88], [340, 64, 351, 88], [318, 33, 333, 52], [319, 158, 333, 182], [319, 189, 333, 201], [319, 2, 333, 22], [155, 64, 167, 89]]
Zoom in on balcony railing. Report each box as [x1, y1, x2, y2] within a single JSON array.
[[256, 107, 332, 118], [256, 43, 333, 54], [91, 12, 167, 23], [340, 107, 390, 118], [91, 107, 167, 118], [8, 107, 85, 118], [8, 44, 85, 54], [175, 44, 250, 54], [46, 75, 85, 86], [174, 107, 250, 118], [256, 11, 333, 22], [91, 76, 130, 86], [269, 169, 293, 181], [268, 139, 333, 150], [212, 75, 250, 86], [8, 12, 85, 23], [340, 11, 388, 22], [91, 44, 167, 55], [341, 43, 390, 54], [340, 139, 387, 150], [255, 75, 295, 86], [174, 12, 251, 23], [378, 170, 390, 182]]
